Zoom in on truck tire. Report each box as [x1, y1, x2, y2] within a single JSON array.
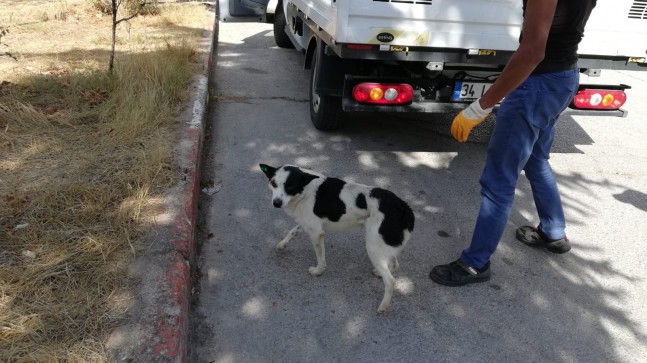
[[273, 4, 294, 49], [309, 46, 344, 130]]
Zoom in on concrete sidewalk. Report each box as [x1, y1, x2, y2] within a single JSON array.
[[190, 21, 647, 363], [105, 4, 217, 363]]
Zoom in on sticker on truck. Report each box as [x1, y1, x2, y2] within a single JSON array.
[[369, 28, 429, 46]]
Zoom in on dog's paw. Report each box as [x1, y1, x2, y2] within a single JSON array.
[[377, 303, 390, 314], [308, 266, 325, 276], [276, 240, 288, 250], [372, 268, 381, 278]]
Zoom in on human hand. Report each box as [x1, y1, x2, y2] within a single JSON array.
[[450, 99, 493, 143]]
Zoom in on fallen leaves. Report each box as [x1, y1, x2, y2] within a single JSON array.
[[83, 89, 110, 106]]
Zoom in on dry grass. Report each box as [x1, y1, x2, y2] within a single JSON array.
[[0, 1, 212, 361]]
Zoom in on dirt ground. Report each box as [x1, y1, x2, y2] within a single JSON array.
[[1, 1, 213, 361]]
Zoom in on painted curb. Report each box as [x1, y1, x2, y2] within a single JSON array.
[[106, 5, 217, 362]]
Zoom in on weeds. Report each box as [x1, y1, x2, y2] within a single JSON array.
[[0, 1, 210, 361], [0, 27, 16, 61]]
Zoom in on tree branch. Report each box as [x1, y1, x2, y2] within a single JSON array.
[[1, 52, 17, 61], [115, 13, 139, 25]]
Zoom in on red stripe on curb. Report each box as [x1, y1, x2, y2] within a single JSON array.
[[152, 117, 205, 361], [158, 127, 201, 358], [152, 257, 189, 358], [107, 7, 216, 362]]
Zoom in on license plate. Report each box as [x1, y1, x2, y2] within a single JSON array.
[[452, 82, 493, 101]]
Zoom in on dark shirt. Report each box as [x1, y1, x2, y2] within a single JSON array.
[[521, 0, 597, 74]]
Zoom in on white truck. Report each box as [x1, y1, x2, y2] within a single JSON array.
[[218, 0, 647, 130]]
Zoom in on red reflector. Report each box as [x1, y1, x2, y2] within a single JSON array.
[[352, 83, 414, 105], [346, 44, 373, 50], [572, 89, 626, 110]]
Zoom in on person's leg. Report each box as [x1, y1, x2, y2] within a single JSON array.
[[524, 130, 566, 240], [431, 71, 581, 286], [459, 85, 540, 269], [515, 127, 572, 253], [522, 70, 579, 240], [430, 78, 541, 286]]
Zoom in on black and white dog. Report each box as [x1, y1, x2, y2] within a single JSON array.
[[260, 164, 414, 314]]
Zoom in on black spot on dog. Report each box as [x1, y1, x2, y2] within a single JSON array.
[[283, 166, 319, 196], [369, 188, 414, 247], [355, 193, 367, 209], [313, 178, 347, 222]]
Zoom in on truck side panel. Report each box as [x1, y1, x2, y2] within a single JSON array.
[[289, 0, 647, 59], [579, 1, 647, 57]]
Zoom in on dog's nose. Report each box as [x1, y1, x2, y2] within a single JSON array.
[[273, 199, 282, 208]]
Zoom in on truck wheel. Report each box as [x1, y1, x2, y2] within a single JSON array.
[[273, 5, 294, 49], [309, 47, 344, 130]]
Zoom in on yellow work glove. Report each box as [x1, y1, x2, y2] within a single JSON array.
[[450, 99, 493, 143]]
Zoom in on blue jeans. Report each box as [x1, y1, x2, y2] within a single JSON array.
[[459, 69, 580, 269]]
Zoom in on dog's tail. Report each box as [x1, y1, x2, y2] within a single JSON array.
[[369, 188, 414, 247]]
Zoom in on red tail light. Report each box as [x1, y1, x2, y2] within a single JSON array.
[[572, 89, 626, 110], [352, 83, 414, 105]]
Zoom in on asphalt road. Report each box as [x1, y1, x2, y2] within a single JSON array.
[[189, 21, 647, 363]]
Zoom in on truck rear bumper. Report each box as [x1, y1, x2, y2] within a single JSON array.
[[561, 108, 627, 118], [341, 75, 629, 118], [342, 100, 628, 118]]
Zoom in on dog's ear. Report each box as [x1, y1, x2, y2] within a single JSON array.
[[298, 172, 319, 188], [259, 164, 277, 180], [282, 167, 319, 195]]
